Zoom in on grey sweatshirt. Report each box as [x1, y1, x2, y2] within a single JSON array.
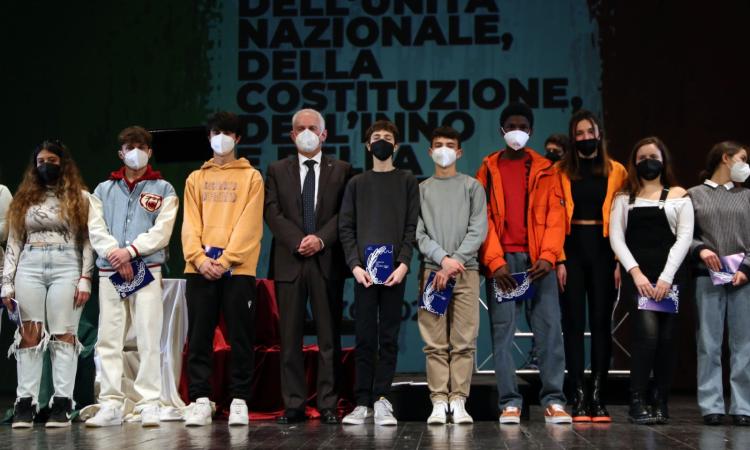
[[417, 173, 488, 271], [688, 180, 750, 276]]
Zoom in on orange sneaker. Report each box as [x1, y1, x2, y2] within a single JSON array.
[[499, 406, 521, 424], [544, 404, 572, 424]]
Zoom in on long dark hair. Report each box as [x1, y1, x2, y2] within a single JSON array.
[[7, 140, 89, 247], [558, 110, 613, 179], [699, 141, 747, 181], [622, 136, 677, 195]]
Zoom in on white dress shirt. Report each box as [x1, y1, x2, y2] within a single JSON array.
[[299, 151, 322, 210]]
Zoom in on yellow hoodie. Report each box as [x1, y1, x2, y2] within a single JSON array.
[[182, 157, 264, 276]]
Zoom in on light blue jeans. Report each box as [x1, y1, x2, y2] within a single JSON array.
[[695, 276, 750, 416], [14, 244, 83, 336], [486, 252, 566, 410], [12, 244, 83, 405]]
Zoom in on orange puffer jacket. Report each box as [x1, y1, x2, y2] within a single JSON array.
[[475, 149, 566, 277]]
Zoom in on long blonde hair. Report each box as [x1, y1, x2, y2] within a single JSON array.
[[8, 140, 89, 246]]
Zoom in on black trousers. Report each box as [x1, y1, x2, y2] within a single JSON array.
[[353, 282, 406, 406], [186, 274, 257, 402], [276, 259, 342, 412], [622, 278, 678, 394], [328, 279, 345, 398], [560, 225, 616, 379]]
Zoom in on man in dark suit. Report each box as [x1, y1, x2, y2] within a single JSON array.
[[264, 108, 353, 424]]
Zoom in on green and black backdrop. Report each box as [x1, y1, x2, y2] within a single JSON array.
[[1, 0, 748, 404]]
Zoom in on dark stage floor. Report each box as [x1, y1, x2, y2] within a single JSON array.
[[1, 396, 748, 449]]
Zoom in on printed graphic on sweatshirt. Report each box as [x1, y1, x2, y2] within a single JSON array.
[[201, 181, 238, 203]]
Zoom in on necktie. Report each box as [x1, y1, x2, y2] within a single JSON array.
[[302, 159, 317, 234]]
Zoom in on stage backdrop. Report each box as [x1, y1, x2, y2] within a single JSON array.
[[205, 0, 603, 372], [0, 0, 602, 378]]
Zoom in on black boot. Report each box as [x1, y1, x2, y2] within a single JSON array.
[[12, 397, 36, 429], [46, 397, 73, 428], [571, 377, 590, 422], [629, 392, 653, 425], [590, 373, 611, 423], [650, 389, 669, 425]]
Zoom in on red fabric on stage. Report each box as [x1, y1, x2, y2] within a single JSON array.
[[178, 278, 355, 420], [253, 279, 281, 346]]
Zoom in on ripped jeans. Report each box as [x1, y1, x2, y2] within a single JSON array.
[[10, 244, 83, 408]]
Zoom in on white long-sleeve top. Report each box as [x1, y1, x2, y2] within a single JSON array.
[[609, 194, 694, 284], [0, 185, 13, 280], [1, 189, 95, 298]]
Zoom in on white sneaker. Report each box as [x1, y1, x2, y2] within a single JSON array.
[[342, 406, 373, 425], [159, 406, 184, 422], [427, 401, 448, 425], [450, 398, 473, 424], [228, 399, 249, 426], [373, 398, 397, 426], [185, 397, 214, 427], [85, 403, 123, 427], [140, 404, 160, 428]]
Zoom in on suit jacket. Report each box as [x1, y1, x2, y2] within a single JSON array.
[[264, 154, 353, 282]]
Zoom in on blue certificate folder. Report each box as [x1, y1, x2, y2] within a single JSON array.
[[109, 259, 155, 299], [364, 244, 394, 285], [204, 246, 231, 277], [0, 298, 22, 328], [637, 285, 679, 314], [420, 272, 457, 316], [492, 272, 536, 303]]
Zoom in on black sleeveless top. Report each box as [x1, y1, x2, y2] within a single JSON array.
[[571, 159, 607, 220]]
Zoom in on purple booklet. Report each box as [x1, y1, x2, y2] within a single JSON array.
[[637, 285, 679, 314], [492, 272, 536, 303], [709, 253, 745, 286]]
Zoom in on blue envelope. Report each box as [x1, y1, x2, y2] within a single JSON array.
[[492, 272, 536, 303], [109, 259, 155, 299], [420, 272, 456, 316], [204, 246, 231, 277], [637, 285, 679, 314], [364, 244, 394, 285]]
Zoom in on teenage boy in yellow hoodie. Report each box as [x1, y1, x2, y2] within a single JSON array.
[[181, 111, 264, 427]]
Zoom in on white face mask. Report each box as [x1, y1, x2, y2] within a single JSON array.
[[295, 129, 320, 154], [431, 146, 457, 168], [123, 148, 149, 170], [210, 133, 236, 156], [503, 129, 530, 151], [730, 161, 750, 183]]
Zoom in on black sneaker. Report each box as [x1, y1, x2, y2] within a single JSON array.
[[12, 397, 36, 429], [703, 414, 724, 426], [46, 397, 73, 428]]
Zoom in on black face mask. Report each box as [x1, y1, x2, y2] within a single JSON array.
[[636, 159, 663, 181], [575, 139, 599, 156], [370, 140, 395, 161], [545, 152, 562, 163], [37, 163, 61, 184]]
